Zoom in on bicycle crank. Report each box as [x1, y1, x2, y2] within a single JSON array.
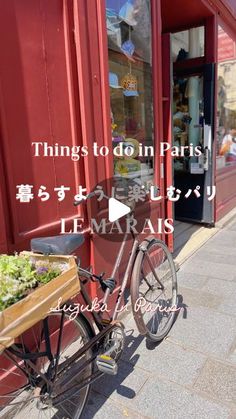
[[96, 323, 125, 375]]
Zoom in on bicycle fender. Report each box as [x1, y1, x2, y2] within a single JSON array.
[[138, 235, 156, 252]]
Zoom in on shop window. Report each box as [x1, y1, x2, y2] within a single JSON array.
[[106, 0, 154, 183], [217, 25, 236, 170], [172, 27, 205, 62], [173, 75, 204, 173]]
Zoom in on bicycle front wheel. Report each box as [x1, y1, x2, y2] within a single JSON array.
[[131, 237, 178, 342], [0, 312, 94, 418]]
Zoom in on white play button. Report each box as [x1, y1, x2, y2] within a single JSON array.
[[108, 198, 131, 223]]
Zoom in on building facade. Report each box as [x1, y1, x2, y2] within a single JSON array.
[[0, 0, 236, 298]]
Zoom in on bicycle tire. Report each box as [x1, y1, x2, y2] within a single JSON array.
[[0, 311, 94, 418], [131, 237, 178, 342]]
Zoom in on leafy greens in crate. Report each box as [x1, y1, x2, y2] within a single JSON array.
[[0, 254, 68, 311]]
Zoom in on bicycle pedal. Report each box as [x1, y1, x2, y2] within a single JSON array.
[[96, 354, 118, 375]]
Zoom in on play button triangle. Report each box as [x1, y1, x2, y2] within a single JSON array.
[[108, 198, 131, 223]]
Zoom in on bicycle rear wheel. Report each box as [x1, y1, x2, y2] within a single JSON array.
[[131, 237, 178, 342], [0, 312, 94, 418]]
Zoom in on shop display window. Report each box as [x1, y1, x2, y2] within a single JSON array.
[[217, 25, 236, 170], [106, 0, 154, 183], [172, 27, 205, 62], [173, 75, 204, 173]]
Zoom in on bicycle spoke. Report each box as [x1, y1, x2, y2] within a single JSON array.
[[145, 253, 164, 289], [141, 270, 153, 290], [58, 402, 72, 418], [132, 238, 177, 341]]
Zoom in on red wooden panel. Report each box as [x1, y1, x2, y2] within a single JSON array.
[[162, 33, 174, 252], [218, 25, 236, 61], [216, 167, 236, 220], [161, 0, 213, 33], [0, 0, 85, 248], [223, 0, 236, 18]]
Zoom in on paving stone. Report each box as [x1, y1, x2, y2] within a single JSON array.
[[206, 230, 236, 247], [177, 395, 231, 419], [82, 390, 146, 419], [202, 277, 236, 298], [181, 258, 235, 281], [167, 306, 236, 358], [217, 296, 236, 317], [177, 271, 209, 289], [228, 352, 236, 365], [225, 221, 236, 232], [201, 278, 236, 317], [93, 360, 149, 405], [201, 243, 236, 258], [133, 375, 230, 419], [194, 249, 236, 266], [123, 301, 236, 359], [194, 359, 236, 404], [122, 337, 206, 387], [178, 286, 222, 309], [227, 338, 236, 365]]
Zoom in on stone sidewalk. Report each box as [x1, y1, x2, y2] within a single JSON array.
[[82, 219, 236, 419]]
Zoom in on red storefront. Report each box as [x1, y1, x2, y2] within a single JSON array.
[[0, 0, 236, 296]]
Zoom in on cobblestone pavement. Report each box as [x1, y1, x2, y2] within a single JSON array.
[[82, 220, 236, 419]]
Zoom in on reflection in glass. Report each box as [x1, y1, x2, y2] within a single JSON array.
[[172, 27, 205, 62], [106, 0, 154, 184], [217, 25, 236, 170], [173, 76, 204, 173]]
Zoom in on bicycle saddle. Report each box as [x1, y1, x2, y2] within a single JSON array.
[[31, 234, 84, 255]]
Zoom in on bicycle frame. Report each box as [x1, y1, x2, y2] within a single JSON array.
[[1, 216, 144, 408], [79, 228, 140, 328]]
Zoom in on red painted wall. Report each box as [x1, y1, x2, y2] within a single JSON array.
[[223, 0, 236, 18], [0, 0, 87, 254], [0, 0, 166, 295]]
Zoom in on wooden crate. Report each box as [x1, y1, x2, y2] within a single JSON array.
[[0, 252, 80, 352]]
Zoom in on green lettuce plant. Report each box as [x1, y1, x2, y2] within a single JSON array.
[[0, 254, 63, 311]]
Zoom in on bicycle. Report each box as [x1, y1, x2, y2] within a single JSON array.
[[0, 191, 178, 418]]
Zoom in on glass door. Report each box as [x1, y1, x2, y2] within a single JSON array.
[[173, 65, 215, 224]]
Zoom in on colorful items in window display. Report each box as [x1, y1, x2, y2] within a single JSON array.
[[121, 39, 135, 61], [114, 138, 141, 176], [124, 138, 140, 157], [110, 109, 117, 133], [121, 72, 139, 96], [219, 129, 236, 163], [119, 0, 137, 27], [109, 72, 122, 89], [107, 0, 154, 181]]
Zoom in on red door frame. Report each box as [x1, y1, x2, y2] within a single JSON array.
[[162, 33, 174, 251], [215, 14, 236, 220], [161, 11, 217, 232], [151, 0, 167, 244], [73, 0, 167, 275]]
